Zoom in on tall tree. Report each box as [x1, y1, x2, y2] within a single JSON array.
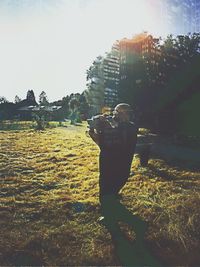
[[26, 90, 36, 103], [0, 96, 8, 104], [155, 33, 200, 112], [152, 33, 200, 133], [69, 96, 80, 124], [85, 56, 105, 115], [79, 93, 89, 119], [14, 95, 21, 103], [39, 91, 49, 105]]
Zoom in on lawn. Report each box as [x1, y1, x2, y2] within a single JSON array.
[[0, 122, 200, 266]]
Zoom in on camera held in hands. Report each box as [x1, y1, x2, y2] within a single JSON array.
[[87, 114, 114, 133]]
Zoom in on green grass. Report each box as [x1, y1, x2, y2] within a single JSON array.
[[0, 123, 200, 266]]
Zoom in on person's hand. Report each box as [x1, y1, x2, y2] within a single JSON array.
[[88, 129, 94, 137], [88, 129, 100, 146], [85, 128, 94, 138], [85, 130, 90, 137], [98, 114, 107, 122]]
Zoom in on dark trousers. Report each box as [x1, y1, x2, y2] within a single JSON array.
[[99, 173, 129, 200], [99, 151, 133, 202]]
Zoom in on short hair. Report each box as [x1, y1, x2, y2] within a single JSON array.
[[115, 103, 133, 113]]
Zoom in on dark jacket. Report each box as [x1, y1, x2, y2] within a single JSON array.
[[99, 121, 138, 179]]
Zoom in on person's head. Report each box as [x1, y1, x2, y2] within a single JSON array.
[[113, 103, 133, 122]]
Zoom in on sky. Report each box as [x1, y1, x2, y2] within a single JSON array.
[[0, 0, 169, 102]]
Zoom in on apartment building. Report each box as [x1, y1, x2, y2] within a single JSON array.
[[119, 33, 160, 87], [103, 41, 120, 108]]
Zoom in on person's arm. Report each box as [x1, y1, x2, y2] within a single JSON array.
[[89, 129, 101, 146]]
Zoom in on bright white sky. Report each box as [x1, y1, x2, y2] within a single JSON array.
[[0, 0, 168, 102]]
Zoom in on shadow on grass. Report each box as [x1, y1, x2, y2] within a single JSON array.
[[147, 163, 175, 181], [7, 249, 45, 266], [145, 151, 200, 177], [150, 143, 200, 172], [100, 195, 163, 267], [0, 121, 70, 131], [0, 123, 30, 131]]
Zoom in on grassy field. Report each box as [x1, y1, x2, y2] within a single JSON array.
[[0, 122, 200, 266]]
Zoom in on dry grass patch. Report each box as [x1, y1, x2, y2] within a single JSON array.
[[0, 124, 200, 266]]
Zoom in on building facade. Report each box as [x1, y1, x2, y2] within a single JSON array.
[[103, 41, 120, 108], [119, 33, 161, 91]]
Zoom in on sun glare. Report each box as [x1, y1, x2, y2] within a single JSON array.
[[0, 0, 167, 101]]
